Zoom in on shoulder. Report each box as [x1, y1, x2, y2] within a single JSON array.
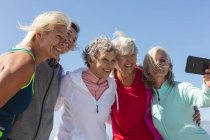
[[135, 66, 143, 75], [5, 53, 35, 75], [107, 76, 117, 88]]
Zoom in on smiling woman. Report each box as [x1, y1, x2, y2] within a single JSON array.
[[143, 46, 210, 140], [0, 11, 70, 140], [54, 36, 118, 140]]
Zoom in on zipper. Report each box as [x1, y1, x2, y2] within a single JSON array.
[[32, 69, 55, 140], [95, 81, 100, 114], [155, 89, 171, 140]]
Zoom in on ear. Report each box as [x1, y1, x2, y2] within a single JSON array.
[[35, 32, 43, 40], [88, 57, 93, 64]]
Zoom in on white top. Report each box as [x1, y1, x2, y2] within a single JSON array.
[[54, 68, 117, 140]]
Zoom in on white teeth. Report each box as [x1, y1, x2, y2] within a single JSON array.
[[105, 70, 111, 72], [125, 65, 132, 68]]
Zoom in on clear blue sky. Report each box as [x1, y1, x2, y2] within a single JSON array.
[[1, 0, 210, 137]]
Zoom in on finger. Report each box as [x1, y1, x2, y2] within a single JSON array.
[[193, 114, 200, 121], [196, 118, 201, 126], [204, 68, 210, 74]]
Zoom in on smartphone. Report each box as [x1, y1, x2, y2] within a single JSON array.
[[185, 56, 210, 75]]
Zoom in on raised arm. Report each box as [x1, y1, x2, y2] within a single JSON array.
[[181, 66, 210, 107]]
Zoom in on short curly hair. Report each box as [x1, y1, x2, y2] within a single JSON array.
[[82, 36, 117, 67]]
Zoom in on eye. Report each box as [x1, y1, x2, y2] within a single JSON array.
[[102, 58, 108, 62], [160, 59, 166, 63], [132, 53, 136, 57], [57, 35, 67, 43], [112, 59, 117, 64], [121, 55, 128, 58]]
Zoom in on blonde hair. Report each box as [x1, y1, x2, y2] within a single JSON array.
[[111, 30, 138, 56], [19, 11, 70, 44], [143, 46, 174, 88]]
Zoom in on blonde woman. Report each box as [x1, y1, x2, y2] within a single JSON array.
[[0, 11, 70, 140], [6, 21, 80, 140]]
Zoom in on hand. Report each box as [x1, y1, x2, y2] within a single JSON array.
[[203, 66, 210, 87], [193, 106, 201, 126]]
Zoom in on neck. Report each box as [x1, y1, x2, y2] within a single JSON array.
[[89, 67, 104, 81], [24, 42, 49, 67], [153, 77, 165, 89], [116, 69, 136, 86]]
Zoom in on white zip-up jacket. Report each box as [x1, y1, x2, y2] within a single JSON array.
[[54, 68, 117, 140]]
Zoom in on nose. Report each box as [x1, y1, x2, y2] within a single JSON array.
[[58, 42, 69, 53], [106, 61, 117, 70], [125, 56, 133, 64]]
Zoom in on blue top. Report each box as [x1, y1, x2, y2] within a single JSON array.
[[152, 81, 210, 140], [0, 48, 35, 140]]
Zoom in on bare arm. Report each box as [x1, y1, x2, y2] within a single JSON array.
[[0, 53, 35, 108]]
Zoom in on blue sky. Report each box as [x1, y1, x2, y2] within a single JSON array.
[[1, 0, 210, 137]]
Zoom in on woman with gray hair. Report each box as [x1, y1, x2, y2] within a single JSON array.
[[143, 46, 210, 140], [0, 11, 70, 140], [110, 31, 163, 140], [55, 36, 118, 140]]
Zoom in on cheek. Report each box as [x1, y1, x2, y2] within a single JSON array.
[[163, 66, 170, 72], [94, 62, 101, 69], [118, 58, 125, 66], [149, 69, 155, 76]]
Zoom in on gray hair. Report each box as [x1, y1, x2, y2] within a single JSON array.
[[82, 36, 117, 67], [111, 30, 138, 56], [143, 46, 174, 88], [19, 11, 70, 44]]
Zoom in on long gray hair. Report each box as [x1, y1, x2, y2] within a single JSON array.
[[143, 46, 174, 88]]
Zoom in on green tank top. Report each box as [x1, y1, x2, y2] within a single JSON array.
[[0, 47, 35, 140]]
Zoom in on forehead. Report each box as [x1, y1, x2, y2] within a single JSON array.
[[119, 46, 137, 55], [155, 50, 167, 58], [53, 24, 68, 35], [97, 50, 116, 59]]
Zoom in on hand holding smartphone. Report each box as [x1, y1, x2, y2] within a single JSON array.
[[185, 56, 210, 75]]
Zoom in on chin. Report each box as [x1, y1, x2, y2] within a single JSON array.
[[52, 55, 60, 60], [102, 75, 109, 79]]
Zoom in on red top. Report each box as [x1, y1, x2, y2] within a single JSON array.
[[111, 67, 154, 140]]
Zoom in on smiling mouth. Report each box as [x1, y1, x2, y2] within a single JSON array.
[[54, 46, 63, 53], [153, 68, 165, 74], [124, 64, 133, 69], [104, 69, 112, 73]]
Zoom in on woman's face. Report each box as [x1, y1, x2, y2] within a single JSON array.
[[149, 51, 170, 80], [68, 28, 78, 50], [89, 50, 117, 79], [41, 24, 69, 60], [117, 51, 137, 75]]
